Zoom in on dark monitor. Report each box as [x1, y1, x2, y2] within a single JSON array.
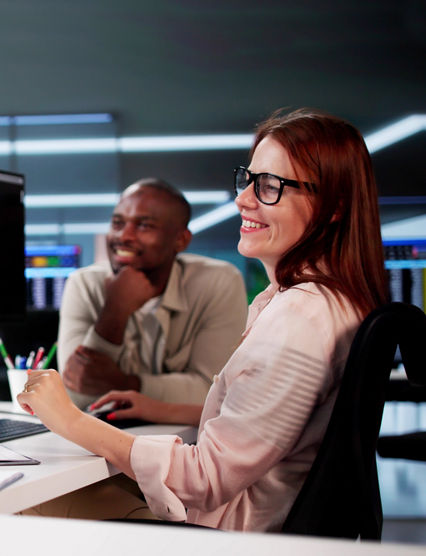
[[25, 244, 81, 310], [0, 170, 26, 323]]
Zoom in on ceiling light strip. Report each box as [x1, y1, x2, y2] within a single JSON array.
[[365, 115, 426, 153], [0, 113, 113, 126], [25, 190, 231, 208], [0, 114, 424, 155], [25, 205, 240, 236], [188, 202, 240, 234]]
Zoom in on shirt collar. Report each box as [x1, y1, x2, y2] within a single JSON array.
[[159, 256, 188, 313]]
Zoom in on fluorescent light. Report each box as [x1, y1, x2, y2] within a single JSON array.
[[381, 214, 426, 240], [119, 134, 253, 152], [2, 134, 252, 155], [25, 204, 240, 237], [25, 190, 231, 208], [189, 202, 240, 234], [365, 115, 426, 153], [26, 193, 120, 208], [0, 114, 425, 155], [14, 138, 118, 154], [25, 223, 110, 236], [25, 224, 61, 235], [0, 113, 113, 126], [0, 143, 12, 155], [64, 223, 110, 234], [185, 191, 230, 203]]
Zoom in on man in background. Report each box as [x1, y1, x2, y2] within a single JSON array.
[[58, 178, 248, 410]]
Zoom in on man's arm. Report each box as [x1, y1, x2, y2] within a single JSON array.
[[58, 265, 160, 408]]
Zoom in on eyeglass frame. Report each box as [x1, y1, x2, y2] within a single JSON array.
[[233, 166, 317, 206]]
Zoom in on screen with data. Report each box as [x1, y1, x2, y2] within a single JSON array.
[[25, 245, 81, 310]]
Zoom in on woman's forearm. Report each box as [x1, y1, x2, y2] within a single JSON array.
[[67, 410, 137, 478]]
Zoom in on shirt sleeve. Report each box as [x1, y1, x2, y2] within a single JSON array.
[[130, 296, 340, 519]]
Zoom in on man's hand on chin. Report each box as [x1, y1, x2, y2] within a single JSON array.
[[62, 345, 140, 395]]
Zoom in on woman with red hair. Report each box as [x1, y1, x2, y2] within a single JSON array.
[[20, 108, 388, 532]]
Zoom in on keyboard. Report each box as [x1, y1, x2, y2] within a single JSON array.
[[0, 418, 48, 442]]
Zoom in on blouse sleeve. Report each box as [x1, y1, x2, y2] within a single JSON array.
[[130, 290, 350, 520]]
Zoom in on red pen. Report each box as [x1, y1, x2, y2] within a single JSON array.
[[32, 347, 45, 369]]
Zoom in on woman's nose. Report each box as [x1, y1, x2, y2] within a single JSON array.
[[235, 183, 258, 210]]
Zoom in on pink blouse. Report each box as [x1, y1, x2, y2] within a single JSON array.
[[130, 282, 361, 531]]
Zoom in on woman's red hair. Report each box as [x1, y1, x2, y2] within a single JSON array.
[[251, 108, 388, 317]]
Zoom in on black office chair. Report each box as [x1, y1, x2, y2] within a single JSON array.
[[377, 365, 426, 462], [281, 302, 426, 540]]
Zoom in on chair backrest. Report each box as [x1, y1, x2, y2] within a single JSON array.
[[281, 302, 426, 540]]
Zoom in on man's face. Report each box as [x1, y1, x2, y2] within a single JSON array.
[[106, 188, 188, 276]]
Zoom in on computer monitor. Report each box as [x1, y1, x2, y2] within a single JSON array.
[[25, 244, 81, 309], [384, 238, 426, 312], [0, 170, 26, 323]]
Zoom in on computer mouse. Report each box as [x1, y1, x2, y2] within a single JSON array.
[[92, 409, 151, 429]]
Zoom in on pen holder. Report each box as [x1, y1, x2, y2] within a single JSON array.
[[6, 369, 28, 412]]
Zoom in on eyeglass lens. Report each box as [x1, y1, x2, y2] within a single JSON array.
[[235, 168, 282, 204]]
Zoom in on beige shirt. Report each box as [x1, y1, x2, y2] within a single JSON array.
[[58, 253, 248, 409]]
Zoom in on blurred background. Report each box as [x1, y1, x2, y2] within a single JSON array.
[[0, 0, 425, 539], [0, 1, 425, 275]]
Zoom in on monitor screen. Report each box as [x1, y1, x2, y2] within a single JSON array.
[[25, 244, 81, 309], [0, 170, 26, 323], [384, 238, 426, 312]]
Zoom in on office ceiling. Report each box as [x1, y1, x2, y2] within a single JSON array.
[[0, 0, 425, 247], [1, 0, 424, 136]]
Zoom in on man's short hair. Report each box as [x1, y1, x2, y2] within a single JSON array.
[[122, 178, 191, 228]]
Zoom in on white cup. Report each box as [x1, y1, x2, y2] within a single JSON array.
[[7, 369, 28, 412]]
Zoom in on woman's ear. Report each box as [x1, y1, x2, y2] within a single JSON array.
[[330, 200, 344, 223]]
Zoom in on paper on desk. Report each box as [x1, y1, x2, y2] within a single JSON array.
[[0, 444, 39, 465]]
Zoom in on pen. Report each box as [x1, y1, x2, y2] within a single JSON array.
[[14, 355, 27, 370], [32, 347, 45, 369], [0, 338, 14, 370], [37, 356, 47, 369], [0, 471, 24, 491], [42, 342, 57, 369], [26, 350, 35, 370]]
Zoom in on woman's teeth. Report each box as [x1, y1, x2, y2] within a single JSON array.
[[242, 219, 266, 229]]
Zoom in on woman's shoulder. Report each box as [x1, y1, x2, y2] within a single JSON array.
[[267, 282, 359, 329]]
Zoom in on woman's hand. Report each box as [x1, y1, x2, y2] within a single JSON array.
[[17, 369, 81, 436]]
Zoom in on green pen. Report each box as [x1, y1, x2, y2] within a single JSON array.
[[0, 338, 14, 370], [42, 342, 57, 369]]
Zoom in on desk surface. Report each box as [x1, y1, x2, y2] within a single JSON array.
[[1, 515, 425, 556], [0, 402, 197, 514]]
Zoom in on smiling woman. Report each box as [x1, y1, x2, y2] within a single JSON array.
[[18, 108, 388, 532]]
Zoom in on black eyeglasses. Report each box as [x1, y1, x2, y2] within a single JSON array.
[[233, 166, 316, 205]]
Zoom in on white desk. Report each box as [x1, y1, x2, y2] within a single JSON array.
[[1, 515, 425, 556], [0, 402, 197, 514]]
